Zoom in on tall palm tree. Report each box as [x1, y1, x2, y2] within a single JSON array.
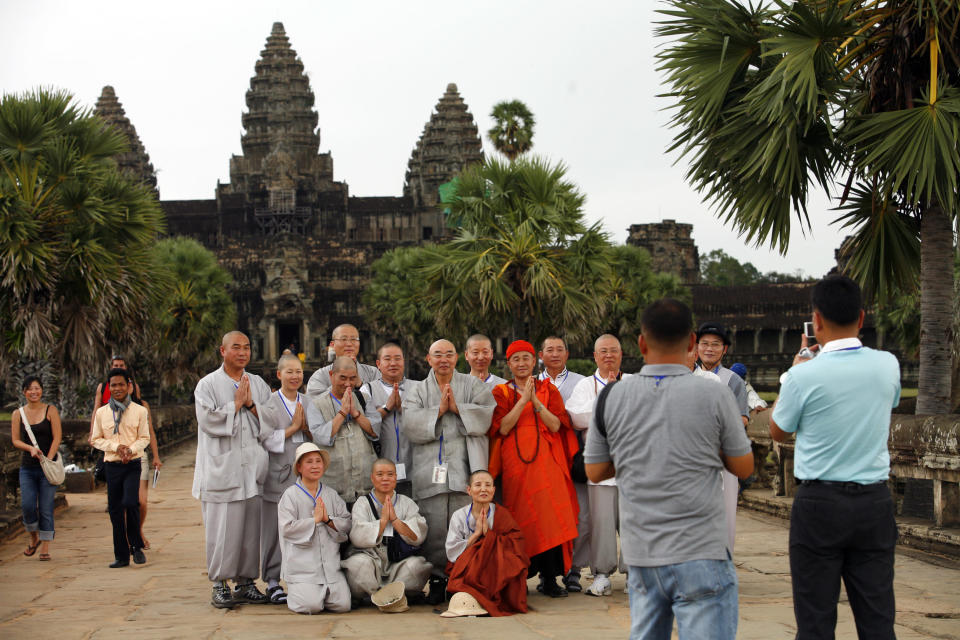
[[0, 89, 166, 414], [657, 0, 959, 413], [487, 100, 536, 161]]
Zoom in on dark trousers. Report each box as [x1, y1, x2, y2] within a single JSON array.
[[529, 544, 565, 582], [789, 481, 897, 640], [105, 460, 144, 562]]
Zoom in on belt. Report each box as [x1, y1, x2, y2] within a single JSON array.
[[798, 479, 886, 490]]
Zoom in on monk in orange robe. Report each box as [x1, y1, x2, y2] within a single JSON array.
[[489, 340, 579, 597]]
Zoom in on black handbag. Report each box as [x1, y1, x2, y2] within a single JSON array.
[[93, 450, 106, 483], [363, 494, 421, 562]]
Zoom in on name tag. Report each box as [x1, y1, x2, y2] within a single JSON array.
[[395, 463, 407, 481], [431, 463, 448, 484]]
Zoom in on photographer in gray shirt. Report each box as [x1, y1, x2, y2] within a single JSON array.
[[585, 299, 753, 640]]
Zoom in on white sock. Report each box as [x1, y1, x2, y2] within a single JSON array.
[[267, 579, 279, 590]]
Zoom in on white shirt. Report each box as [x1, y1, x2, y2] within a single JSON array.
[[566, 369, 632, 486]]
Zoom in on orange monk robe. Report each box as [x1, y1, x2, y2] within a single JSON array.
[[489, 380, 579, 571]]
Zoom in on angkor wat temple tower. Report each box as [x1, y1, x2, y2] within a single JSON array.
[[94, 86, 158, 194], [158, 22, 484, 366], [404, 83, 484, 210]]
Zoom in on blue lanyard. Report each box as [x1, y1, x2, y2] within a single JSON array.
[[466, 504, 493, 533], [279, 391, 299, 419], [295, 482, 322, 505], [331, 393, 348, 421], [594, 374, 607, 387], [393, 414, 401, 461], [438, 434, 444, 464], [653, 375, 667, 387]]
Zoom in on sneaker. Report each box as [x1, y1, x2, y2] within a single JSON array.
[[211, 584, 235, 609], [586, 573, 612, 597], [564, 570, 582, 593], [132, 549, 146, 565], [266, 585, 287, 604], [233, 581, 270, 604]]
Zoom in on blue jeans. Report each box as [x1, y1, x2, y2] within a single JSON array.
[[628, 559, 738, 640], [20, 466, 56, 541]]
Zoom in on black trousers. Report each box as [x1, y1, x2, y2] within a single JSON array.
[[529, 544, 565, 582], [789, 481, 897, 640], [105, 460, 143, 562]]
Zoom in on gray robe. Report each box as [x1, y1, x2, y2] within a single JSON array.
[[402, 370, 495, 501], [306, 390, 382, 504], [259, 390, 308, 502], [277, 481, 351, 612], [341, 491, 432, 596], [306, 361, 380, 396], [365, 378, 416, 475], [192, 366, 271, 503]]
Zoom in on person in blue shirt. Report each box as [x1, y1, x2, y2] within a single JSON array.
[[771, 275, 901, 640]]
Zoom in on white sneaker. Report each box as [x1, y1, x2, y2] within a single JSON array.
[[586, 573, 612, 596]]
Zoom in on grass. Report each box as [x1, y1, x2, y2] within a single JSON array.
[[0, 412, 10, 422]]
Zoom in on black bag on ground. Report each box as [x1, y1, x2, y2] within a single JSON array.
[[363, 494, 421, 562]]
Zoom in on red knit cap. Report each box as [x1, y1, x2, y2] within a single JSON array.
[[505, 340, 536, 359]]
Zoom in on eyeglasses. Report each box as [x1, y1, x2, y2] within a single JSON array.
[[335, 337, 360, 343], [698, 341, 724, 349]]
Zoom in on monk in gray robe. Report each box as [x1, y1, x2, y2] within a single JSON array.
[[278, 443, 352, 614], [365, 342, 415, 497], [193, 331, 271, 608], [258, 354, 310, 605], [342, 459, 432, 602], [306, 356, 381, 506], [306, 323, 379, 396], [402, 339, 496, 603]]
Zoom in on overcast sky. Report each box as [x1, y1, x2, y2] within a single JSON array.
[[1, 0, 847, 277]]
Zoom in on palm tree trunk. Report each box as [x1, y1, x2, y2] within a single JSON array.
[[916, 202, 954, 414]]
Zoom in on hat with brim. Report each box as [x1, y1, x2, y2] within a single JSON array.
[[440, 591, 489, 618], [696, 322, 731, 346], [294, 442, 330, 471], [371, 581, 408, 613]]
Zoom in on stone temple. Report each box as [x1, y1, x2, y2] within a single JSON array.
[[121, 22, 484, 366]]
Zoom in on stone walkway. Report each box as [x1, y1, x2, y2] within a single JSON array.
[[1, 446, 958, 639]]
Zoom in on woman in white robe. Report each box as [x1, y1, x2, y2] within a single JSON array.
[[277, 443, 352, 614]]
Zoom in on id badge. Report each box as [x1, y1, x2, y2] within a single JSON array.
[[431, 463, 448, 484], [395, 463, 407, 481]]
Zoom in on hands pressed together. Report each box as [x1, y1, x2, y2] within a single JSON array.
[[438, 384, 460, 417]]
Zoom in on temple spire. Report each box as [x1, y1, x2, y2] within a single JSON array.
[[404, 83, 483, 208], [94, 86, 158, 195]]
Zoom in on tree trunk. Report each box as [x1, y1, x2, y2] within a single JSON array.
[[916, 203, 954, 414]]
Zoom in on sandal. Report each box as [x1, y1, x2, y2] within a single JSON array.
[[142, 539, 151, 551], [39, 553, 51, 561], [266, 585, 287, 604], [23, 541, 40, 557]]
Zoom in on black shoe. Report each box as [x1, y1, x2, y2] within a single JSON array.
[[266, 585, 287, 605], [564, 570, 583, 593], [109, 559, 129, 568], [536, 576, 545, 593], [542, 579, 568, 598], [233, 581, 270, 604], [132, 549, 146, 565], [425, 576, 447, 606], [212, 584, 235, 609]]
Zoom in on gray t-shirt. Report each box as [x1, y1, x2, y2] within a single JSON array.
[[584, 364, 752, 567], [699, 364, 749, 418]]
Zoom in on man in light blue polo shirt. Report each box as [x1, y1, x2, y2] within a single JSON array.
[[771, 275, 900, 640], [585, 298, 754, 640]]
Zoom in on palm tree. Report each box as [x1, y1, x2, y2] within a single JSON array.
[[487, 100, 536, 161], [656, 0, 959, 414], [0, 88, 166, 414]]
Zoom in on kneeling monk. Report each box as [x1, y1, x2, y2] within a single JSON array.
[[277, 443, 352, 614], [445, 470, 529, 616]]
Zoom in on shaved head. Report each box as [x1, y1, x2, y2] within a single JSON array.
[[429, 339, 457, 354], [331, 355, 359, 374], [222, 330, 248, 347], [465, 334, 493, 351], [277, 353, 301, 370], [331, 324, 358, 340]]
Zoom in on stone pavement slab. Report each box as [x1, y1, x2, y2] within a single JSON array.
[[1, 446, 958, 639]]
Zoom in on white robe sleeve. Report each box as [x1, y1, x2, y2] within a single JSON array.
[[396, 495, 428, 546], [454, 377, 496, 436], [402, 382, 443, 445], [348, 497, 383, 548], [194, 378, 238, 438], [445, 507, 471, 563], [323, 490, 351, 544], [359, 389, 382, 440], [565, 379, 595, 431], [278, 490, 319, 546], [306, 398, 336, 446]]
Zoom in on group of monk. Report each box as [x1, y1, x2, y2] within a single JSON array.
[[189, 301, 753, 622]]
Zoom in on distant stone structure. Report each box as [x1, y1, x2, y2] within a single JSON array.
[[627, 220, 700, 284], [94, 86, 158, 194], [152, 23, 484, 368]]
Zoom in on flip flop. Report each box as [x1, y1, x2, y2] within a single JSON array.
[[23, 541, 40, 557], [142, 539, 151, 550], [39, 553, 51, 561]]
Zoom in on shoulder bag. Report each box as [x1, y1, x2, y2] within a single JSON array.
[[19, 406, 66, 486]]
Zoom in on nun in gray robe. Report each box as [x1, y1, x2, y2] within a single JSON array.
[[193, 366, 271, 583], [341, 491, 432, 598], [259, 390, 308, 592], [402, 370, 495, 574], [277, 480, 352, 614]]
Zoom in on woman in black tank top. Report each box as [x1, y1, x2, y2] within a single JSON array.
[[11, 376, 62, 561]]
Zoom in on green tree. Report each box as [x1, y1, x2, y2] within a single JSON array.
[[142, 237, 236, 394], [487, 100, 536, 161], [700, 249, 763, 286], [657, 1, 959, 413], [0, 89, 166, 415], [363, 157, 683, 350]]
